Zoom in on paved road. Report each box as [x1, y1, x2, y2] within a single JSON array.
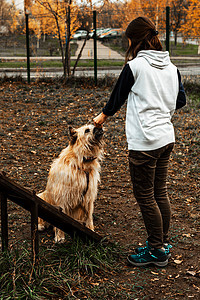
[[74, 40, 123, 59], [0, 40, 124, 61], [1, 65, 200, 79], [0, 67, 122, 78]]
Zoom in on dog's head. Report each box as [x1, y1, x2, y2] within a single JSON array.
[[68, 125, 104, 161]]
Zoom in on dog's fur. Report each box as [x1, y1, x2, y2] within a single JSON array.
[[38, 124, 104, 243]]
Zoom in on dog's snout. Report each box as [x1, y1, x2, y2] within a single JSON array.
[[93, 126, 104, 137]]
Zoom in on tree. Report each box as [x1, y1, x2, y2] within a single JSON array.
[[180, 0, 200, 38], [28, 3, 53, 49], [170, 0, 189, 45], [180, 0, 200, 54], [0, 0, 20, 34], [140, 0, 171, 32], [119, 0, 143, 29], [120, 0, 171, 32], [95, 0, 135, 29], [29, 0, 80, 78], [76, 0, 93, 31]]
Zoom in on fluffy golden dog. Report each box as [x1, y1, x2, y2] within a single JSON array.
[[37, 124, 104, 243]]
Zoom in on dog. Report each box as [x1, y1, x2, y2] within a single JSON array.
[[37, 124, 104, 243]]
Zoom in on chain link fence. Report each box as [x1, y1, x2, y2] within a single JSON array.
[[0, 6, 200, 79]]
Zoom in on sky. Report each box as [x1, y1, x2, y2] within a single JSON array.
[[5, 0, 103, 10], [6, 0, 24, 10]]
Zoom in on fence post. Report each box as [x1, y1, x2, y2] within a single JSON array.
[[25, 13, 31, 84], [166, 6, 170, 52], [31, 200, 39, 263], [93, 10, 97, 86], [0, 192, 8, 252]]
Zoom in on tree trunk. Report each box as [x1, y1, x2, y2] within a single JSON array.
[[35, 0, 72, 79], [37, 36, 40, 49], [64, 2, 72, 79], [174, 30, 177, 46], [53, 13, 65, 74], [72, 32, 89, 76], [198, 43, 200, 55]]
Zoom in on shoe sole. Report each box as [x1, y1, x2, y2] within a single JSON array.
[[127, 256, 169, 267]]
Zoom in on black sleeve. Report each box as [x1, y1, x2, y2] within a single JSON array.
[[102, 64, 134, 116], [176, 69, 186, 110]]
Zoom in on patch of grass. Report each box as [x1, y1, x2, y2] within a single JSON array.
[[183, 77, 200, 107], [0, 34, 77, 57], [170, 42, 198, 56], [0, 238, 120, 299], [0, 59, 124, 69], [171, 59, 200, 64], [103, 38, 199, 57], [0, 61, 62, 68]]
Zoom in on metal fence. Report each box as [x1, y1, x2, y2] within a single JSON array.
[[0, 6, 200, 80]]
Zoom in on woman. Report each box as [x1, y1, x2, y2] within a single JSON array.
[[93, 17, 186, 267]]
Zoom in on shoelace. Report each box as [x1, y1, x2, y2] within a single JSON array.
[[163, 243, 172, 254], [136, 248, 149, 257], [139, 242, 172, 253], [137, 246, 171, 257]]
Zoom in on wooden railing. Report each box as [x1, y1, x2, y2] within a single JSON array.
[[0, 172, 102, 260]]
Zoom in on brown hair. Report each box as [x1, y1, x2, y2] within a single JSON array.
[[125, 16, 163, 63]]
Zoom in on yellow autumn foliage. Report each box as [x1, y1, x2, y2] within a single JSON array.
[[180, 0, 200, 38], [126, 0, 172, 31], [9, 1, 20, 33], [29, 0, 80, 41]]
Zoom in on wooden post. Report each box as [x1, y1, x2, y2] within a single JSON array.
[[0, 192, 8, 252], [31, 200, 39, 263]]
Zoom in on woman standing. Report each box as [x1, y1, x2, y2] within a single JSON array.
[[93, 17, 186, 267]]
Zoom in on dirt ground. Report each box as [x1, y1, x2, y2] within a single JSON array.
[[0, 80, 200, 299]]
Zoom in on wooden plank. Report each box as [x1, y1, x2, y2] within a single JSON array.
[[0, 192, 8, 251], [0, 172, 102, 243]]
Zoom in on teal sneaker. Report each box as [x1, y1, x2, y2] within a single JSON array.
[[135, 241, 150, 254], [127, 248, 169, 267], [135, 241, 172, 258], [164, 243, 173, 252]]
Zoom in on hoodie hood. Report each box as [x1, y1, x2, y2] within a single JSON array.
[[137, 50, 170, 69]]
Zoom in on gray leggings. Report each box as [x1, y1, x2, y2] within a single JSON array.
[[129, 143, 174, 249]]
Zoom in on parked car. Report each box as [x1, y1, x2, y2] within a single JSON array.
[[89, 28, 111, 38], [99, 28, 122, 39], [72, 30, 88, 40]]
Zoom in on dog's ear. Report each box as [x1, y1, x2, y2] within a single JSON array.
[[69, 126, 76, 136], [69, 126, 77, 145]]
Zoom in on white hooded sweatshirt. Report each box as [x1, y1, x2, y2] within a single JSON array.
[[126, 50, 179, 150], [103, 50, 185, 151]]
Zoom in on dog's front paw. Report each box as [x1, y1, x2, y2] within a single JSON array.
[[87, 224, 94, 231]]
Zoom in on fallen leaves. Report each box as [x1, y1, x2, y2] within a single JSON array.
[[187, 270, 197, 276], [151, 278, 159, 281], [186, 270, 200, 278], [0, 81, 200, 299], [173, 255, 183, 265]]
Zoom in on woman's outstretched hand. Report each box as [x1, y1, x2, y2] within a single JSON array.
[[93, 112, 108, 128]]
